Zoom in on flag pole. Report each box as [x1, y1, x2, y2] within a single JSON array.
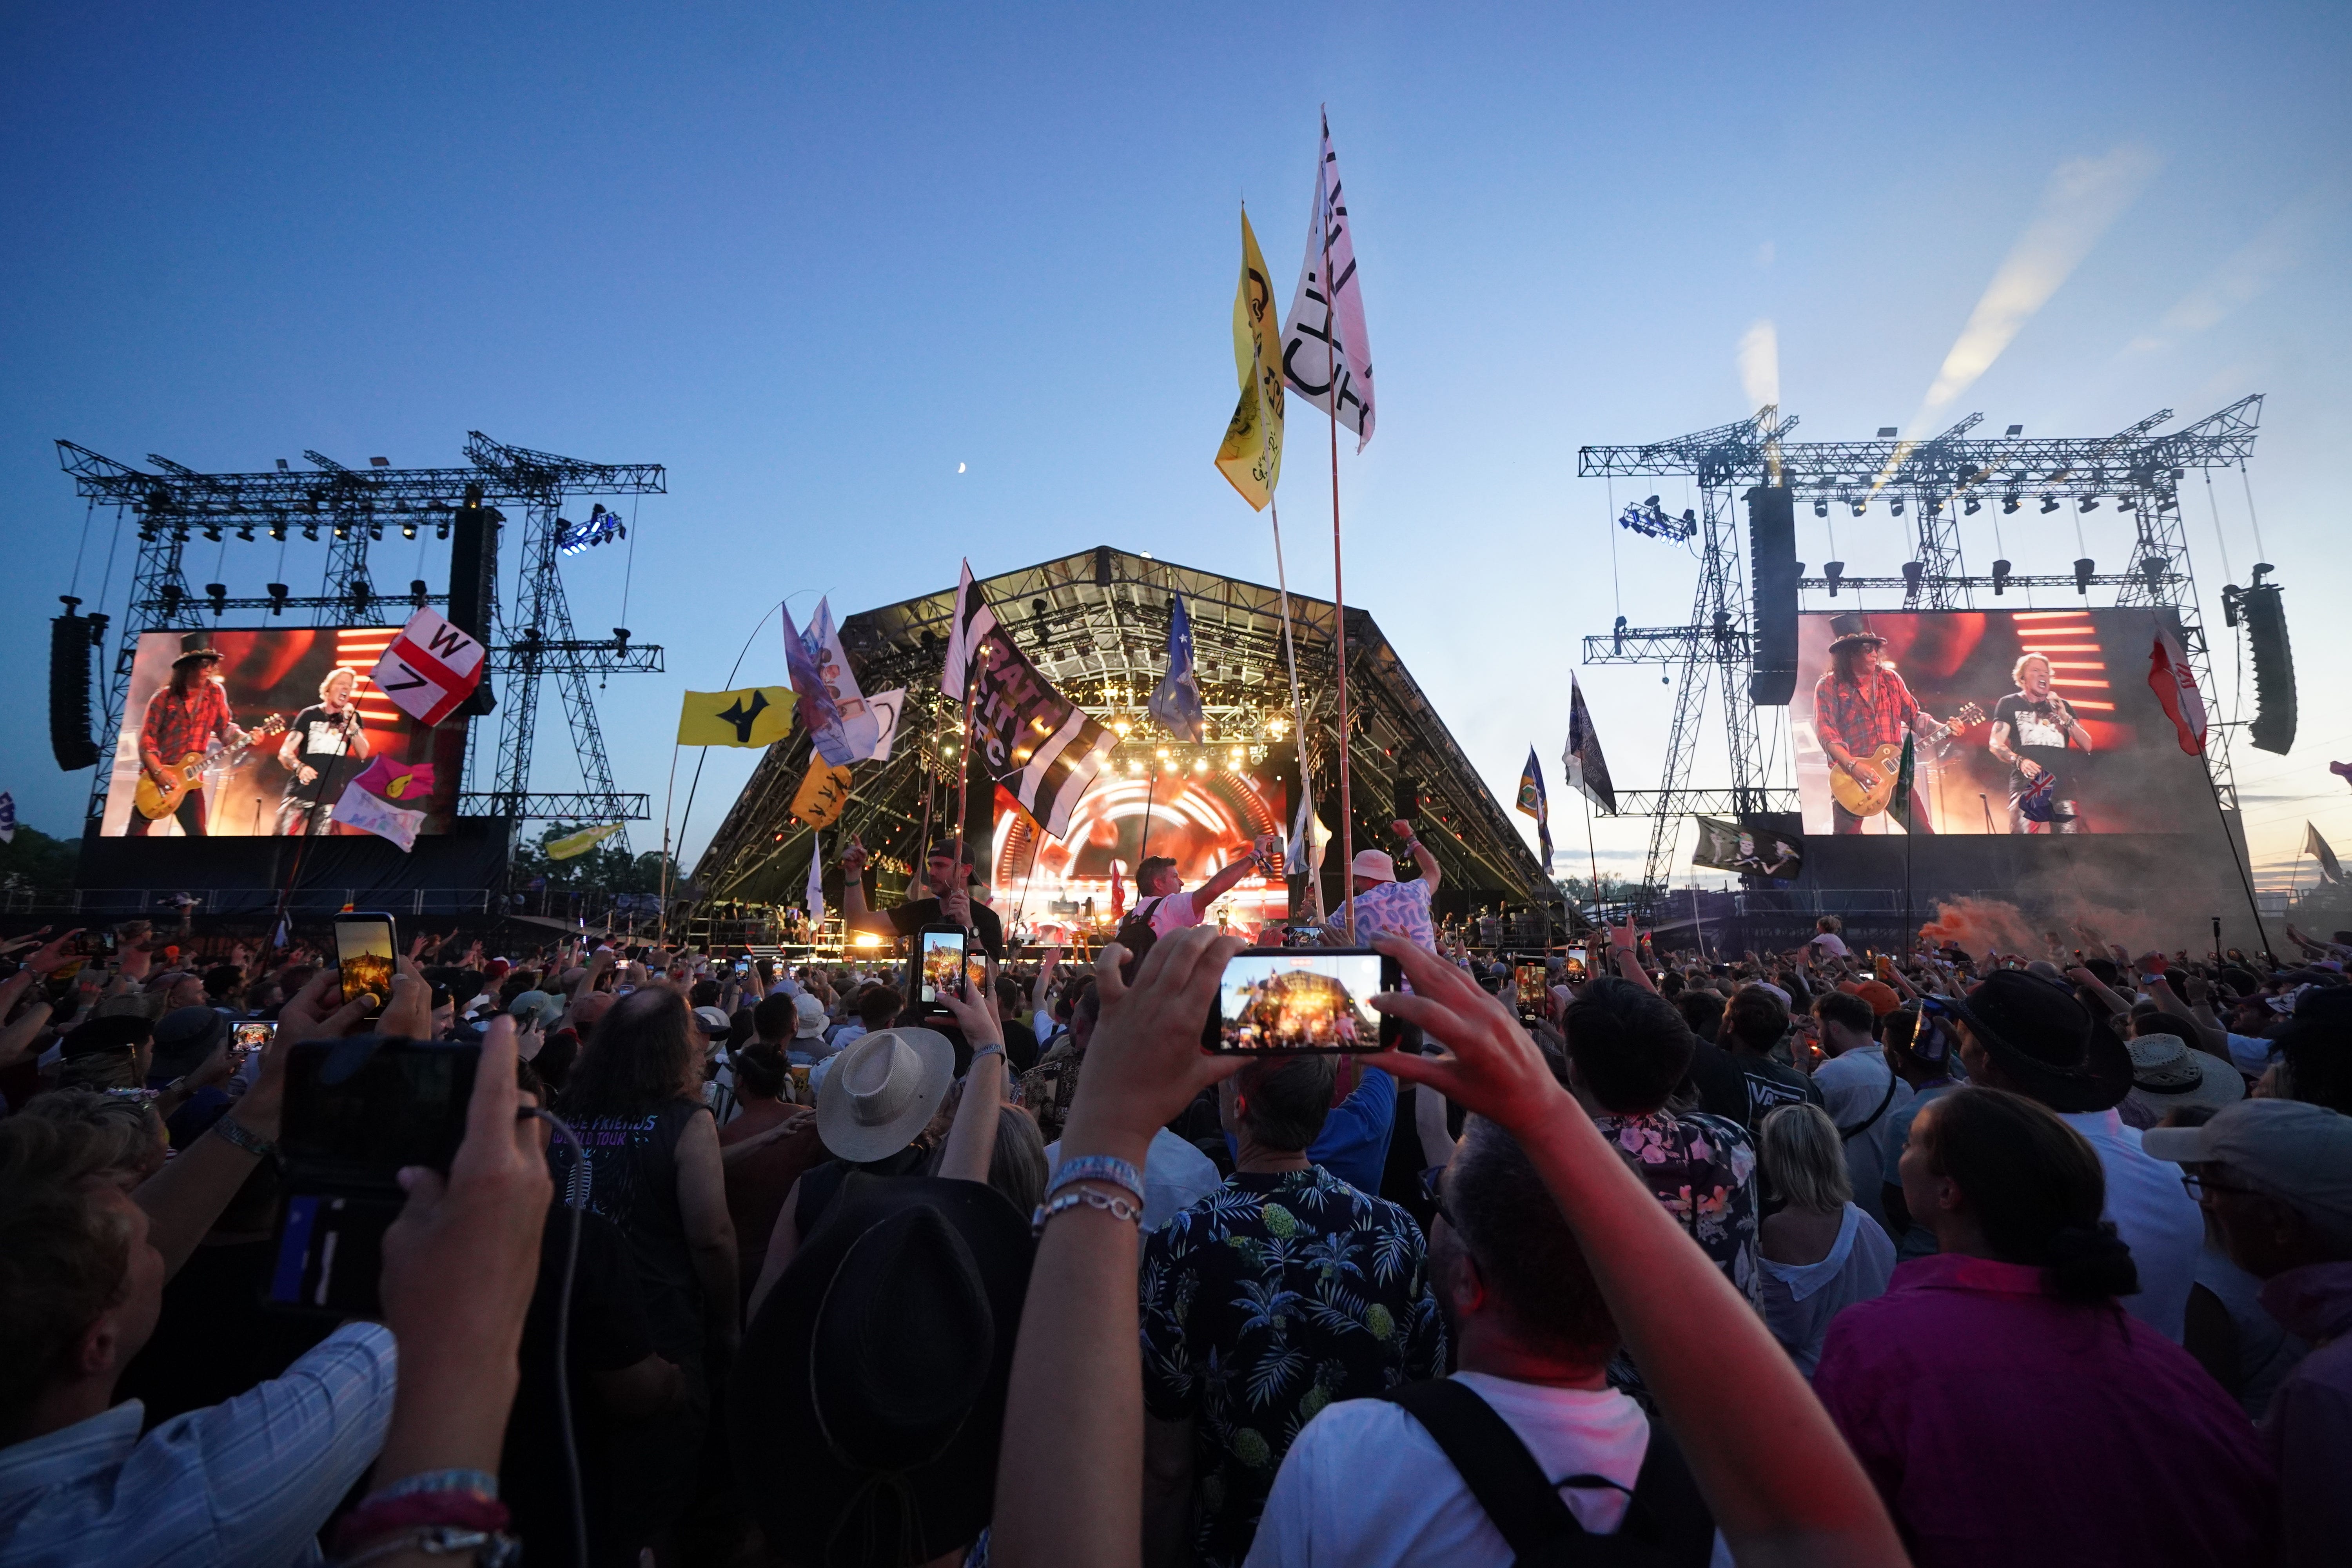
[[1582, 788, 1603, 935], [1269, 501, 1321, 925], [2211, 778, 2270, 957], [1327, 253, 1356, 943], [657, 737, 683, 943]]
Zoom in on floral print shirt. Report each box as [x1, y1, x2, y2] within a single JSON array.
[[1591, 1108, 1764, 1308], [1140, 1165, 1446, 1568]]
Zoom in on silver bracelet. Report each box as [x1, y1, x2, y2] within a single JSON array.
[[1031, 1186, 1143, 1236], [210, 1116, 277, 1160], [337, 1528, 520, 1568]]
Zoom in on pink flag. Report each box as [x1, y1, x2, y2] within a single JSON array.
[[2148, 628, 2208, 756], [350, 756, 437, 804]]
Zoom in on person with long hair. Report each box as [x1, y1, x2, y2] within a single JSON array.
[[1811, 613, 1960, 835], [275, 666, 373, 836], [1756, 1103, 1894, 1377], [1812, 1086, 2274, 1566], [548, 987, 737, 1554], [131, 635, 247, 837]]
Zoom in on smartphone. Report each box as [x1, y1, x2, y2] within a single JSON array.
[[1512, 960, 1549, 1021], [268, 1035, 479, 1316], [966, 949, 989, 999], [1205, 948, 1403, 1053], [233, 1020, 275, 1064], [1563, 957, 1587, 980], [917, 924, 969, 1016], [333, 912, 398, 1020]]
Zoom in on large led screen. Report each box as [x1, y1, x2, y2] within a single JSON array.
[[1794, 607, 2214, 837], [102, 628, 463, 838], [990, 764, 1289, 938]]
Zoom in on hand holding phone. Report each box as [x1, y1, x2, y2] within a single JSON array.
[[333, 913, 399, 1020]]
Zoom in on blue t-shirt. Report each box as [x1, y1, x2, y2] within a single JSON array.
[[1225, 1065, 1396, 1196]]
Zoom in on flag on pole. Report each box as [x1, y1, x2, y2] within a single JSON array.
[[1279, 108, 1377, 449], [546, 821, 625, 861], [677, 687, 797, 748], [2148, 625, 2209, 756], [1516, 746, 1553, 868], [1109, 859, 1125, 922], [806, 828, 826, 924], [779, 599, 842, 740], [1213, 208, 1285, 510], [1148, 592, 1207, 742], [370, 607, 486, 727], [0, 791, 15, 845], [2306, 822, 2343, 884], [1286, 788, 1332, 875], [1563, 677, 1617, 814], [1890, 733, 1918, 832], [790, 760, 855, 829], [941, 561, 1118, 838]]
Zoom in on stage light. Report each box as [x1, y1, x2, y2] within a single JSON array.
[[268, 520, 287, 541], [2080, 496, 2100, 513], [332, 523, 349, 539], [369, 457, 389, 468], [266, 583, 290, 616], [1156, 747, 1170, 759], [2040, 496, 2061, 514], [1813, 500, 1828, 518], [1877, 426, 1898, 438], [2002, 495, 2020, 514], [1900, 561, 1925, 601], [302, 523, 320, 542], [159, 584, 182, 617], [1126, 759, 1143, 775], [410, 578, 430, 609], [1851, 501, 1866, 517], [1265, 716, 1288, 739], [1229, 746, 1245, 766], [2140, 557, 2168, 594], [1612, 614, 1627, 653], [1890, 498, 1905, 517], [401, 521, 419, 540], [1991, 559, 2013, 596], [1112, 719, 1131, 738], [276, 458, 290, 472], [349, 580, 373, 613], [2006, 424, 2024, 436], [1193, 758, 1209, 774], [1963, 497, 1982, 515], [2073, 557, 2096, 595], [1823, 561, 1845, 597], [235, 524, 256, 541], [1617, 495, 1697, 543], [201, 523, 223, 543], [204, 583, 227, 616]]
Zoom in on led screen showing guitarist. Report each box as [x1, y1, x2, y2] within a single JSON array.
[[130, 635, 249, 837], [1811, 613, 1962, 835]]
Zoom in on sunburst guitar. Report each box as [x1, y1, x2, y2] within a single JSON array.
[[134, 715, 287, 820], [1826, 704, 1984, 819]]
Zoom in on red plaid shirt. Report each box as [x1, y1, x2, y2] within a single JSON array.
[[139, 680, 234, 774], [1813, 667, 1920, 762]]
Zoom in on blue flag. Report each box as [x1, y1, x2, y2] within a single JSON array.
[[1149, 592, 1206, 742], [1515, 748, 1552, 868]]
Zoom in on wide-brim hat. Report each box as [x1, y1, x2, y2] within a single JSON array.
[[2124, 1034, 2246, 1118], [1944, 970, 2131, 1114], [1826, 612, 1886, 652], [692, 1004, 733, 1042], [731, 1175, 1034, 1568], [1350, 848, 1397, 884], [151, 1005, 229, 1078], [816, 1026, 954, 1161], [171, 632, 223, 669]]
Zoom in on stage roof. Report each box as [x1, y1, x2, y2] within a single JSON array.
[[692, 545, 1548, 913]]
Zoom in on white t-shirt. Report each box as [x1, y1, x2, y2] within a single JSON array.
[[1144, 890, 1202, 937], [2058, 1108, 2206, 1343], [1808, 931, 1849, 958], [1244, 1371, 1733, 1568]]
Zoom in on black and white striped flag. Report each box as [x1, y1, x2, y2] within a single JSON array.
[[943, 561, 1118, 840]]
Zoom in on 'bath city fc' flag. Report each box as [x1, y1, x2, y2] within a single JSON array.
[[1279, 108, 1377, 449], [1516, 747, 1552, 868], [1214, 207, 1286, 510], [678, 687, 796, 748], [1563, 677, 1617, 815], [942, 561, 1118, 839]]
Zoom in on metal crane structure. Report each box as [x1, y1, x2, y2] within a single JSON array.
[[1576, 396, 2265, 904], [56, 434, 666, 843]]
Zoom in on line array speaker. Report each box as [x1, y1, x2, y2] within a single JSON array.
[[1746, 485, 1798, 705]]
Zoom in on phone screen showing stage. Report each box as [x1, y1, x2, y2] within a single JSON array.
[[334, 916, 396, 1017], [918, 928, 968, 1005], [1514, 962, 1548, 1014], [1209, 950, 1394, 1053]]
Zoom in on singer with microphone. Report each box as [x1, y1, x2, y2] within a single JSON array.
[[276, 666, 373, 835], [1989, 653, 2094, 834]]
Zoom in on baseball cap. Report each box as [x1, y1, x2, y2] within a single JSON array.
[[2143, 1099, 2352, 1242], [794, 992, 831, 1038], [507, 990, 565, 1029], [1350, 849, 1397, 884], [1840, 978, 1901, 1017]]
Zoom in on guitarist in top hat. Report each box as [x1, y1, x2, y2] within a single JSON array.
[[130, 634, 248, 837], [1812, 613, 1957, 835]]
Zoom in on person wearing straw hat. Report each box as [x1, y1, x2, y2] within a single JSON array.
[[1810, 613, 1959, 835], [130, 634, 248, 837], [2119, 1023, 2245, 1128]]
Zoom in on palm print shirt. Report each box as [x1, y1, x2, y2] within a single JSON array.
[[1140, 1165, 1446, 1568], [1590, 1108, 1764, 1308]]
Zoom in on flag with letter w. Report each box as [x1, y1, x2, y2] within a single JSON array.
[[942, 561, 1118, 839], [371, 607, 485, 726]]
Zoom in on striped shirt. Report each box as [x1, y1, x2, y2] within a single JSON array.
[[0, 1322, 396, 1568]]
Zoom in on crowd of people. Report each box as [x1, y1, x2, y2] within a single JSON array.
[[0, 849, 2347, 1567]]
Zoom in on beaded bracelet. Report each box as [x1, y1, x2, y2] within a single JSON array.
[[370, 1468, 499, 1503], [1031, 1186, 1144, 1236], [209, 1116, 277, 1160], [335, 1525, 521, 1567], [1048, 1152, 1144, 1207]]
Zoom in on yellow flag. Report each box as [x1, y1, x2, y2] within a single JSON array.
[[790, 759, 855, 828], [546, 822, 625, 861], [1213, 207, 1285, 510], [677, 686, 796, 748]]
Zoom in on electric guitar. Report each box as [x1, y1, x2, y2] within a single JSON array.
[[134, 715, 287, 820], [1826, 703, 1984, 819]]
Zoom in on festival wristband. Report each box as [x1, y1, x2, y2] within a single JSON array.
[[1047, 1152, 1145, 1209], [1032, 1186, 1144, 1237], [209, 1116, 278, 1160]]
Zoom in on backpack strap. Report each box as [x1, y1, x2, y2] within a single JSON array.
[[1620, 1421, 1716, 1565]]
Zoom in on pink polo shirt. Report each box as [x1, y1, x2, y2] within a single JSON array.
[[1812, 1252, 2274, 1568]]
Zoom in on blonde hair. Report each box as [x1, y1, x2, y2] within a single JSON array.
[[2011, 653, 2052, 688], [1759, 1102, 1852, 1213], [319, 666, 359, 701]]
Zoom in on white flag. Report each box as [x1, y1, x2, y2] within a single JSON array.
[[332, 777, 426, 852], [371, 607, 486, 727], [806, 828, 826, 925], [1279, 109, 1377, 450], [1286, 788, 1332, 875]]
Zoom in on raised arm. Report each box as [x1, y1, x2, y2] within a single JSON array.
[[936, 976, 1008, 1184], [837, 837, 900, 938]]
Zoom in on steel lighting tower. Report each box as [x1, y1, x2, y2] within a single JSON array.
[[1576, 396, 2265, 902]]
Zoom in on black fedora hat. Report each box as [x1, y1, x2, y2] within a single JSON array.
[[151, 1005, 229, 1079], [1944, 969, 2131, 1114], [1827, 612, 1886, 652], [731, 1174, 1034, 1568], [171, 632, 223, 669]]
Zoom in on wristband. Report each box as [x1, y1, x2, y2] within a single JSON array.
[[334, 1492, 510, 1558], [369, 1468, 500, 1503], [1047, 1152, 1144, 1208], [1031, 1186, 1144, 1236], [209, 1116, 277, 1160], [968, 1042, 1005, 1063], [335, 1527, 520, 1568]]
